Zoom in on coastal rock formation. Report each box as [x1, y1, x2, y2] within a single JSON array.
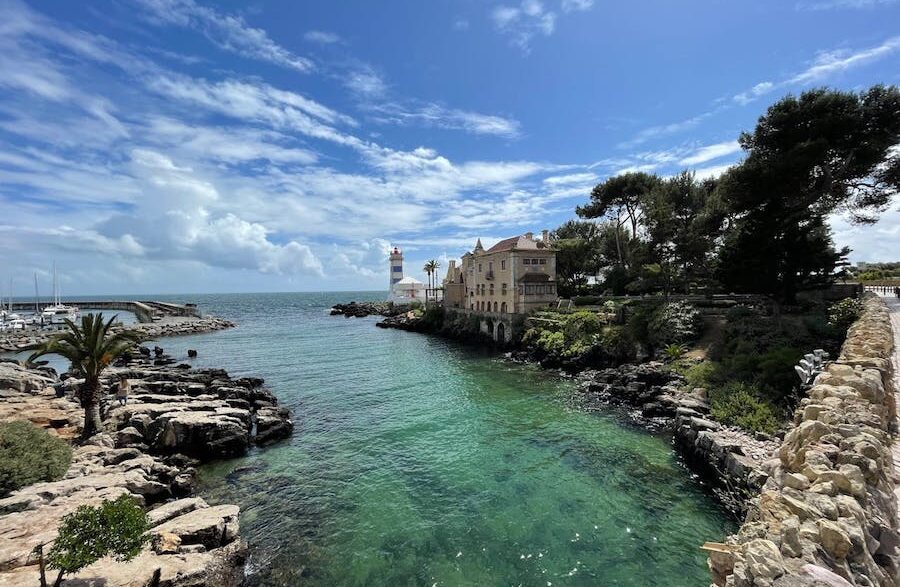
[[0, 361, 81, 439], [578, 362, 777, 515], [0, 347, 293, 586], [709, 293, 898, 586], [0, 315, 235, 353], [0, 437, 248, 586], [330, 301, 410, 318]]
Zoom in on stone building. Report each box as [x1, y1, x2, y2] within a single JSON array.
[[443, 230, 557, 315]]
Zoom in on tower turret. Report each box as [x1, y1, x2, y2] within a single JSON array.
[[389, 246, 404, 287]]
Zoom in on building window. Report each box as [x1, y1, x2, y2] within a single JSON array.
[[531, 258, 539, 264], [489, 284, 494, 295], [501, 260, 506, 270], [501, 302, 507, 313], [392, 266, 403, 272], [489, 262, 493, 271], [523, 258, 530, 265], [501, 283, 507, 295], [493, 302, 498, 312], [470, 303, 474, 310], [478, 264, 482, 272], [538, 258, 546, 265]]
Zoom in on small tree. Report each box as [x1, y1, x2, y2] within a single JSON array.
[[28, 314, 142, 438], [45, 494, 149, 586]]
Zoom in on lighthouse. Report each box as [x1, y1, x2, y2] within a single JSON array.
[[389, 246, 403, 287]]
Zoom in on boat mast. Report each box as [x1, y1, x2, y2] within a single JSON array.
[[34, 272, 39, 314]]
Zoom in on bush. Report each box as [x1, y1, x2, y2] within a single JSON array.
[[47, 494, 149, 583], [710, 383, 780, 435], [648, 301, 702, 347], [663, 343, 685, 360], [827, 297, 863, 330], [0, 421, 72, 496]]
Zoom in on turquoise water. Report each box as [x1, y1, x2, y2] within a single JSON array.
[[12, 292, 734, 585]]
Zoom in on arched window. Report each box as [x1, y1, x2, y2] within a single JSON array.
[[493, 301, 498, 312], [500, 302, 507, 314]]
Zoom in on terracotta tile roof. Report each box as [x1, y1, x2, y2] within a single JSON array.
[[486, 236, 520, 253]]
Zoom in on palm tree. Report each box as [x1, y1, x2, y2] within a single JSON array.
[[431, 260, 442, 300], [28, 314, 142, 439], [424, 260, 439, 301]]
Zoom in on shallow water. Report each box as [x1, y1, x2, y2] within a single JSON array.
[[12, 292, 735, 585]]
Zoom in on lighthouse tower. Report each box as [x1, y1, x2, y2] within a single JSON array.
[[389, 246, 403, 288]]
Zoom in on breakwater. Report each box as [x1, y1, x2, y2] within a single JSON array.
[[708, 293, 898, 586], [0, 315, 234, 352]]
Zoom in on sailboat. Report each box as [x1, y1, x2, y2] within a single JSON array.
[[1, 278, 26, 331], [40, 263, 79, 325]]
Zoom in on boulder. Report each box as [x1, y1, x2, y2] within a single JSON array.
[[151, 504, 240, 550]]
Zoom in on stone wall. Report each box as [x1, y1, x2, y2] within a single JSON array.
[[709, 293, 898, 586]]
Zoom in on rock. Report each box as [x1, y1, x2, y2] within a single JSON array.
[[254, 406, 293, 444], [153, 531, 182, 554], [783, 473, 810, 491], [116, 426, 145, 447], [744, 539, 785, 580], [780, 517, 803, 558], [817, 520, 851, 559], [148, 497, 209, 526], [151, 504, 240, 550]]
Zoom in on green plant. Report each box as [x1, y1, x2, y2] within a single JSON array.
[[663, 343, 686, 360], [648, 301, 702, 346], [0, 421, 72, 496], [28, 314, 142, 438], [46, 494, 149, 586], [710, 383, 780, 435], [827, 297, 863, 330]]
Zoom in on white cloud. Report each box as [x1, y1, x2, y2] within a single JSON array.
[[692, 163, 735, 180], [370, 102, 522, 138], [733, 81, 775, 105], [731, 36, 900, 106], [679, 141, 742, 166], [561, 0, 594, 11], [543, 172, 598, 186], [830, 202, 900, 262], [491, 1, 557, 52], [789, 36, 900, 84], [304, 30, 341, 44], [135, 0, 314, 72], [344, 67, 388, 98]]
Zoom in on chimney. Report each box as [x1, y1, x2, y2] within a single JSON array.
[[524, 232, 534, 240], [541, 229, 549, 243]]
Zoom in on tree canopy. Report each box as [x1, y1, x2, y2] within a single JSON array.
[[560, 85, 900, 302]]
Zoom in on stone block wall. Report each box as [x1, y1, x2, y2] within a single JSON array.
[[709, 293, 898, 586]]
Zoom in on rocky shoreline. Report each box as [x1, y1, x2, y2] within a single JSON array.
[[0, 315, 235, 353], [0, 343, 292, 586], [574, 362, 778, 517], [329, 300, 410, 318]]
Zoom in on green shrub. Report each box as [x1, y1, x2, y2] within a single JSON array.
[[827, 297, 863, 330], [663, 343, 686, 360], [599, 325, 636, 361], [710, 383, 780, 435], [0, 421, 72, 496], [47, 494, 149, 584], [648, 301, 702, 346]]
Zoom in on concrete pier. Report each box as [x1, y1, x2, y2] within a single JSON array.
[[7, 300, 200, 323]]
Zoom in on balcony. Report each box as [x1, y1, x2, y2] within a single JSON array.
[[485, 270, 495, 280]]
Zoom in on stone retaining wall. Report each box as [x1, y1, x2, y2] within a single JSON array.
[[709, 293, 898, 586]]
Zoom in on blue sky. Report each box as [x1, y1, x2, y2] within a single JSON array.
[[1, 0, 899, 295]]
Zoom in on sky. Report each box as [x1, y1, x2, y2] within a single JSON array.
[[1, 0, 899, 296]]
